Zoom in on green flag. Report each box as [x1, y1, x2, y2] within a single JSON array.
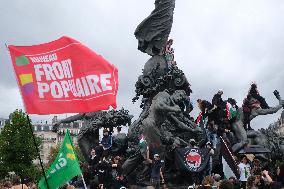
[[38, 130, 82, 189]]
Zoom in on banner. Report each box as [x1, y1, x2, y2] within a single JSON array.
[[175, 147, 210, 172], [220, 136, 240, 179], [38, 129, 81, 189], [8, 36, 118, 114]]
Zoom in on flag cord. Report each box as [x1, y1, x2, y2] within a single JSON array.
[[26, 115, 50, 189]]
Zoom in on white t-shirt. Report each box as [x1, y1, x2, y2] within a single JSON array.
[[238, 163, 251, 181]]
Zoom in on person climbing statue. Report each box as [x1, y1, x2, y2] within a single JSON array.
[[243, 83, 270, 130], [163, 39, 175, 70], [211, 89, 225, 115], [209, 89, 227, 136], [248, 83, 270, 109]]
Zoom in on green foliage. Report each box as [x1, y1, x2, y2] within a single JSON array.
[[46, 143, 85, 168], [0, 109, 42, 181], [75, 145, 85, 163], [46, 145, 60, 168], [0, 160, 8, 179]]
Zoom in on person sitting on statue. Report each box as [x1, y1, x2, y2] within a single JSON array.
[[99, 129, 113, 158], [243, 83, 270, 131], [242, 97, 252, 131], [163, 39, 175, 70], [210, 89, 229, 137], [196, 99, 218, 148], [210, 89, 226, 120], [248, 83, 270, 109], [196, 99, 213, 125]]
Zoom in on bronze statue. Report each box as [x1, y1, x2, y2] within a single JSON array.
[[135, 0, 176, 56], [53, 109, 133, 160], [55, 0, 284, 186]]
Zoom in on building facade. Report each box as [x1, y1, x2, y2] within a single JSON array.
[[34, 123, 58, 164], [33, 116, 82, 165], [57, 121, 82, 146], [0, 118, 8, 133]]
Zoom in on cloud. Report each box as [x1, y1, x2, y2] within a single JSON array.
[[0, 0, 283, 129]]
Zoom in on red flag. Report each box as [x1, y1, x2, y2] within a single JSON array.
[[8, 36, 118, 114]]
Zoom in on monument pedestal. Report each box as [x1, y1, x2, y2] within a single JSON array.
[[238, 145, 270, 154]]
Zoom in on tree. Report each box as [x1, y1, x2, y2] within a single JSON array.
[[46, 145, 60, 168], [0, 109, 42, 181]]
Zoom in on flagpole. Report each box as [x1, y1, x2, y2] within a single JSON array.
[[80, 173, 87, 189], [27, 115, 50, 189], [4, 44, 50, 189]]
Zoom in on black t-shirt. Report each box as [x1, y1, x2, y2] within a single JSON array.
[[212, 94, 224, 108], [88, 155, 100, 167], [202, 100, 212, 110], [96, 161, 112, 183], [151, 160, 163, 179]]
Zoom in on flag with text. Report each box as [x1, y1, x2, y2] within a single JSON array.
[[8, 36, 118, 114]]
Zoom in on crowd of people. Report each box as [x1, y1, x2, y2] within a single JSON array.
[[72, 126, 284, 189], [0, 128, 284, 189], [0, 176, 37, 189], [78, 127, 166, 189], [234, 155, 284, 189], [193, 165, 284, 189], [1, 161, 283, 189], [1, 83, 283, 189]]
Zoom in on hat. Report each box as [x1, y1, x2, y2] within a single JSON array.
[[206, 141, 211, 145], [189, 139, 196, 143], [218, 89, 223, 94], [154, 154, 160, 158], [245, 154, 255, 162]]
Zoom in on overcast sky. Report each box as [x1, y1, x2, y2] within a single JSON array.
[[0, 0, 284, 129]]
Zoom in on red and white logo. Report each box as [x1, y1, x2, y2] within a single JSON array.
[[185, 149, 202, 170]]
